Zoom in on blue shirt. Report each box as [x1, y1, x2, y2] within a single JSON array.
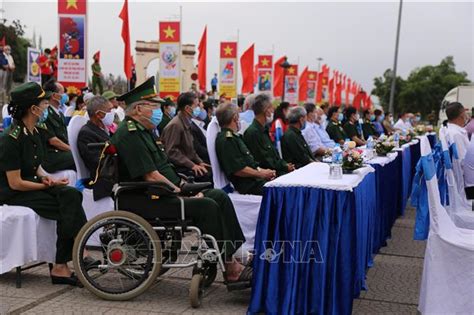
[[302, 121, 324, 152], [373, 121, 384, 135], [211, 77, 218, 86], [315, 123, 336, 148]]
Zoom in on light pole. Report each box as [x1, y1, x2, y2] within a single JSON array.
[[388, 0, 403, 115], [279, 57, 291, 102], [316, 57, 323, 72]]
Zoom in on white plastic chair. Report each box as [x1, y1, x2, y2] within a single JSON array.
[[439, 127, 474, 229], [418, 136, 474, 314], [206, 116, 262, 260]]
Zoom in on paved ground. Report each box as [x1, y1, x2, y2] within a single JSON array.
[[0, 205, 425, 315]]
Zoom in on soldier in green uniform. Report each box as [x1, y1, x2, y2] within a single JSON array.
[[0, 82, 88, 286], [243, 94, 295, 177], [326, 105, 347, 145], [111, 77, 251, 283], [157, 97, 176, 134], [362, 109, 377, 139], [40, 80, 76, 173], [281, 106, 316, 169], [91, 53, 103, 95], [215, 103, 276, 196], [343, 106, 366, 146]]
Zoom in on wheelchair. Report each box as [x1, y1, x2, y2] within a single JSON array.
[[72, 142, 229, 308]]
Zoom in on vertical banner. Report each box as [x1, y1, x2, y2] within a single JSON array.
[[257, 55, 273, 93], [307, 71, 318, 103], [284, 65, 298, 105], [58, 0, 87, 94], [159, 21, 181, 101], [321, 65, 329, 103], [219, 42, 237, 99], [27, 47, 42, 84]]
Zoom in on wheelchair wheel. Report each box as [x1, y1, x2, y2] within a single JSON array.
[[73, 211, 162, 301], [193, 262, 218, 288], [189, 273, 203, 308]]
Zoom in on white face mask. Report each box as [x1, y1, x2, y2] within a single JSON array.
[[266, 112, 274, 124], [101, 111, 115, 127]]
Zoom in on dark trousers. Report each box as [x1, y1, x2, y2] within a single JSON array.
[[117, 188, 245, 261], [7, 186, 87, 264]]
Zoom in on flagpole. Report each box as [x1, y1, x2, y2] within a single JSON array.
[[236, 29, 240, 97], [179, 5, 183, 93], [389, 0, 403, 115]]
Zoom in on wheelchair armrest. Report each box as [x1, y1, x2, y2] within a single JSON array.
[[177, 173, 195, 183], [179, 182, 212, 197], [119, 181, 177, 196]]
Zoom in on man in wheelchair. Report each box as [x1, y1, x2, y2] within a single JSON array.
[[106, 77, 251, 286]]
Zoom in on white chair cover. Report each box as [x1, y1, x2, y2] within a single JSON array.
[[0, 205, 56, 274], [67, 115, 90, 181], [205, 116, 262, 257], [64, 106, 75, 118], [2, 104, 9, 118], [439, 127, 474, 229], [418, 136, 474, 314]]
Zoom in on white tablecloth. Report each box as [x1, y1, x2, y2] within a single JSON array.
[[367, 152, 399, 167], [265, 162, 375, 191]]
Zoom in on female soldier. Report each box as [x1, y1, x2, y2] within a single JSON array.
[[0, 82, 88, 286]]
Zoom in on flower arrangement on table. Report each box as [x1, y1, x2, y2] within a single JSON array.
[[399, 134, 412, 145], [375, 138, 395, 156], [415, 125, 426, 136], [342, 148, 364, 173]]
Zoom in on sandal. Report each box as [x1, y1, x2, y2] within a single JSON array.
[[224, 265, 253, 291]]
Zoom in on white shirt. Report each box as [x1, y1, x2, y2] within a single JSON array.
[[114, 106, 125, 121], [446, 122, 469, 160], [302, 121, 324, 153], [393, 118, 413, 133], [4, 53, 14, 69], [463, 138, 474, 187]]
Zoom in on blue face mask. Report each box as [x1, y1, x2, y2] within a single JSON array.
[[338, 113, 344, 122], [198, 108, 208, 120], [169, 107, 176, 118], [192, 106, 202, 118], [38, 107, 49, 123], [60, 93, 69, 106], [370, 114, 376, 121], [378, 114, 385, 122], [150, 108, 163, 127]]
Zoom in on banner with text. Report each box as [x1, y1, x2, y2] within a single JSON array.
[[58, 0, 87, 94], [219, 42, 238, 99], [307, 71, 318, 103], [284, 65, 298, 105], [159, 21, 181, 101], [257, 55, 273, 93], [27, 47, 42, 84]]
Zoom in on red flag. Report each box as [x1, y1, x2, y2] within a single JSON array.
[[345, 78, 351, 105], [328, 73, 334, 105], [58, 0, 86, 14], [254, 64, 258, 85], [119, 0, 132, 80], [197, 26, 207, 92], [0, 37, 5, 46], [273, 56, 286, 98], [240, 43, 255, 94], [366, 94, 372, 109], [353, 90, 367, 110], [298, 66, 309, 102], [335, 72, 343, 106]]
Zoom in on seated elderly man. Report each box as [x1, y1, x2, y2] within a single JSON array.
[[162, 92, 211, 182], [281, 106, 316, 169], [40, 80, 76, 173], [77, 96, 114, 178], [111, 77, 251, 284], [243, 94, 294, 177], [215, 102, 275, 195], [302, 103, 333, 158], [313, 106, 336, 148], [239, 94, 256, 134]]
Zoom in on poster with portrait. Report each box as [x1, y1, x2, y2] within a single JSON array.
[[306, 71, 318, 103], [159, 21, 181, 101], [219, 42, 237, 98], [27, 48, 41, 84], [257, 55, 273, 93], [284, 65, 298, 105]]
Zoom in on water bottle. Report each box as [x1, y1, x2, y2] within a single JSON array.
[[366, 136, 374, 160], [329, 144, 343, 179], [393, 132, 400, 148], [343, 138, 350, 151], [331, 144, 340, 163]]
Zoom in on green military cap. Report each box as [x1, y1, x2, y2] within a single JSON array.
[[102, 90, 117, 100], [161, 97, 175, 107], [10, 82, 52, 107], [117, 76, 164, 106]]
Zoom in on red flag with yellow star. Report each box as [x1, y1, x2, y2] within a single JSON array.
[[58, 0, 86, 14], [220, 42, 237, 59], [219, 42, 238, 98], [298, 66, 308, 103], [159, 21, 180, 43], [240, 43, 255, 94]]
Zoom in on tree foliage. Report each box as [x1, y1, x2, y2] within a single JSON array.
[[372, 56, 470, 117], [0, 19, 31, 83]]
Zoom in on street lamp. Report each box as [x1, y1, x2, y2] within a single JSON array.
[[316, 57, 323, 72], [279, 57, 291, 102]]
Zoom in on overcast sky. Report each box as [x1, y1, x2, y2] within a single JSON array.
[[3, 0, 473, 92]]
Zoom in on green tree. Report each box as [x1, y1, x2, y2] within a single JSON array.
[[371, 69, 406, 114], [0, 19, 31, 83]]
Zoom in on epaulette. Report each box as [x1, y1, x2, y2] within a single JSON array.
[[36, 123, 48, 130], [127, 120, 137, 132], [8, 125, 21, 140], [225, 130, 233, 138]]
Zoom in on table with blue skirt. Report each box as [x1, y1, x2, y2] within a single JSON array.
[[249, 140, 423, 315]]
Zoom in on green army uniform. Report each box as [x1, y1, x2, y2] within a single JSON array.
[[0, 83, 86, 264], [243, 119, 288, 177], [281, 126, 315, 169], [326, 120, 347, 143], [112, 77, 245, 259], [157, 113, 172, 134], [362, 119, 377, 139], [40, 106, 76, 173], [215, 127, 267, 195], [91, 62, 103, 95], [343, 121, 361, 140]]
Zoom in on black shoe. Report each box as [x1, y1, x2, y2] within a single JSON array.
[[83, 256, 101, 270], [51, 272, 82, 287]]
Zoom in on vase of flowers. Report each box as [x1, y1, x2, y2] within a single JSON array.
[[375, 140, 395, 156], [342, 149, 364, 173]]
